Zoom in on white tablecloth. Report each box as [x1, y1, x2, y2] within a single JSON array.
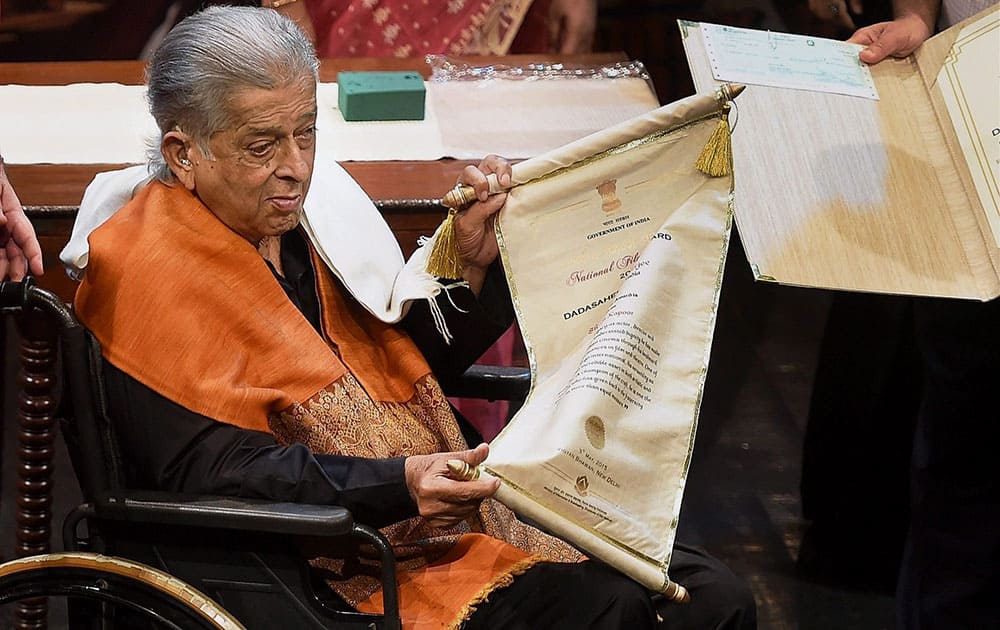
[[0, 78, 658, 164]]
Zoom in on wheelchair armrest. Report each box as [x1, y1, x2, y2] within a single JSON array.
[[67, 493, 402, 629], [444, 364, 531, 401], [90, 492, 354, 537], [71, 492, 401, 627]]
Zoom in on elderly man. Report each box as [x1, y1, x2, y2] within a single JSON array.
[[73, 6, 754, 628]]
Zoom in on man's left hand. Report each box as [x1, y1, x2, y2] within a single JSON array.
[[453, 155, 511, 293]]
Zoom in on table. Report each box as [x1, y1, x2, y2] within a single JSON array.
[[3, 53, 626, 299], [1, 53, 627, 629]]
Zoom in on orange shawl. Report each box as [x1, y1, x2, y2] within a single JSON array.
[[75, 181, 581, 628]]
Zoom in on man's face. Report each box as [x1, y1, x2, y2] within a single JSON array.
[[188, 80, 317, 244]]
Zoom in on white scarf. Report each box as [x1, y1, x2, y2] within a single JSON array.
[[60, 158, 448, 325]]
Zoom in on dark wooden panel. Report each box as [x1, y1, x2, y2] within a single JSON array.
[[5, 162, 473, 206]]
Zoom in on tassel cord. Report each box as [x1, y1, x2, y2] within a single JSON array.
[[426, 208, 464, 279], [694, 100, 734, 178]]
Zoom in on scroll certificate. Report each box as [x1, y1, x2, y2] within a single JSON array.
[[483, 90, 733, 594]]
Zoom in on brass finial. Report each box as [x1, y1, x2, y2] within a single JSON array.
[[441, 184, 478, 209], [445, 459, 481, 481], [720, 83, 746, 102], [664, 580, 691, 603]]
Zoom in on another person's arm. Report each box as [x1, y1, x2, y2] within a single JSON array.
[[809, 0, 865, 31], [262, 0, 317, 45], [105, 360, 496, 529], [548, 0, 597, 54], [0, 154, 44, 281], [848, 0, 938, 63]]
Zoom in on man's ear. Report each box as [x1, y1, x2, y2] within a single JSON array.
[[162, 131, 197, 191]]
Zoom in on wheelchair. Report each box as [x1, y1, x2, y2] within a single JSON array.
[[0, 277, 408, 628], [0, 277, 529, 628], [1, 552, 247, 629]]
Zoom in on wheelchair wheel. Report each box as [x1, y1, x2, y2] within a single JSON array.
[[0, 552, 245, 630]]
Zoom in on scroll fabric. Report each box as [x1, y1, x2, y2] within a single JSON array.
[[484, 90, 734, 594]]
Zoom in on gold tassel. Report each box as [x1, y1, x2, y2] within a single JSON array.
[[426, 208, 464, 278], [694, 103, 733, 177]]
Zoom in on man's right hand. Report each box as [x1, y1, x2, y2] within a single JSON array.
[[848, 12, 935, 64], [404, 443, 500, 529], [0, 158, 44, 281]]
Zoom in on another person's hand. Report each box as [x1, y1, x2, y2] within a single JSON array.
[[848, 12, 935, 64], [268, 0, 317, 46], [404, 443, 500, 529], [549, 0, 597, 54], [453, 155, 511, 292], [0, 157, 44, 281], [809, 0, 864, 31]]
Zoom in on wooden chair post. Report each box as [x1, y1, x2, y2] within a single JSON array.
[[13, 310, 58, 630]]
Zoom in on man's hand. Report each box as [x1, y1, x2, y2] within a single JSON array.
[[404, 443, 500, 530], [453, 155, 511, 293], [848, 12, 935, 64], [0, 159, 44, 281], [549, 0, 597, 54]]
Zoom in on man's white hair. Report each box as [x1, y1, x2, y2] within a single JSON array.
[[145, 6, 319, 182]]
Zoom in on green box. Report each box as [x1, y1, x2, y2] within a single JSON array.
[[337, 71, 426, 122]]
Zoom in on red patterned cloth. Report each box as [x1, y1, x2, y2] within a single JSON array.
[[306, 0, 543, 56]]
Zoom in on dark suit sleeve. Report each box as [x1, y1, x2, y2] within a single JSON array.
[[403, 260, 516, 383], [104, 359, 418, 528]]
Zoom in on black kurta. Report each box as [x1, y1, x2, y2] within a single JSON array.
[[103, 227, 513, 527]]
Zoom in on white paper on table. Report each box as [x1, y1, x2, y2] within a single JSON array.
[[0, 78, 657, 164], [315, 82, 445, 161], [430, 77, 660, 159], [0, 84, 157, 165]]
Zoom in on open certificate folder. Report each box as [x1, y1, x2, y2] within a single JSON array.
[[461, 88, 738, 598], [681, 6, 1000, 300]]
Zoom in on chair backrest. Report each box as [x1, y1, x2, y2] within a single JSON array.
[[57, 310, 127, 502], [0, 279, 125, 502]]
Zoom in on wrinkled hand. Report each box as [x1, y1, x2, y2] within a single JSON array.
[[404, 443, 500, 530], [548, 0, 597, 54], [808, 0, 864, 31], [848, 13, 934, 64], [0, 160, 44, 281], [453, 155, 511, 292]]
